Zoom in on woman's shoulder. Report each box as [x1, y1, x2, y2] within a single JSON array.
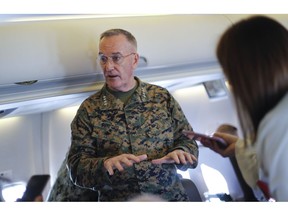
[[260, 93, 288, 128]]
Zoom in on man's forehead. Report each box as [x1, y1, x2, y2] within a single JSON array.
[[99, 36, 132, 54]]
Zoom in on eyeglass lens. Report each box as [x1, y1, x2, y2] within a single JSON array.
[[98, 53, 135, 65]]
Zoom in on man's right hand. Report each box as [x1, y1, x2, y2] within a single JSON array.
[[104, 154, 147, 175]]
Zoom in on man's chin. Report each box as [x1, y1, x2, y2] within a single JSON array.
[[107, 82, 122, 91]]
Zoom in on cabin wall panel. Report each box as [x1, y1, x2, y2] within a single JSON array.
[[0, 114, 43, 182], [42, 106, 79, 186]]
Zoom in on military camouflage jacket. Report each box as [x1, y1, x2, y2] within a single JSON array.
[[67, 77, 198, 201], [47, 156, 99, 201]]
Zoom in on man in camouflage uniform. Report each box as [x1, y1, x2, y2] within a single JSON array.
[[67, 28, 199, 201]]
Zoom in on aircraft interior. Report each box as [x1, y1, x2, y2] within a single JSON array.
[[1, 14, 287, 203]]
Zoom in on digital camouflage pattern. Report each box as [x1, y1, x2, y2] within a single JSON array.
[[67, 77, 199, 201], [47, 156, 98, 201]]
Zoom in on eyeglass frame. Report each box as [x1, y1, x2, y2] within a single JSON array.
[[97, 52, 136, 65]]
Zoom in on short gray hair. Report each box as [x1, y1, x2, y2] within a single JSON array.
[[100, 28, 137, 49]]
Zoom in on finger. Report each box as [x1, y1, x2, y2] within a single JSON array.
[[106, 165, 114, 175], [151, 158, 163, 164], [191, 154, 197, 163], [177, 153, 186, 164], [114, 161, 124, 172], [137, 154, 148, 161], [152, 157, 175, 164], [124, 154, 145, 163], [104, 159, 114, 175], [121, 157, 134, 167], [186, 153, 195, 164], [165, 152, 178, 164]]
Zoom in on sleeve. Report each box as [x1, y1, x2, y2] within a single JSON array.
[[235, 139, 259, 188], [168, 94, 199, 170], [256, 100, 288, 201], [67, 103, 111, 191], [235, 139, 271, 201]]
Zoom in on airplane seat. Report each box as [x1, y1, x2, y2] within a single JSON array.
[[229, 157, 258, 201], [180, 178, 203, 201]]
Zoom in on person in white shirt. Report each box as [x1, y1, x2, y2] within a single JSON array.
[[214, 15, 288, 201]]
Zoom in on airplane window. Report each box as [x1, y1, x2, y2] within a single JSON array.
[[176, 169, 190, 179], [1, 182, 26, 202], [201, 164, 230, 202]]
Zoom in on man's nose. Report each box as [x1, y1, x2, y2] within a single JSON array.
[[104, 58, 115, 69]]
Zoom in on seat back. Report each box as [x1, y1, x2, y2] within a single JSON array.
[[181, 178, 202, 201]]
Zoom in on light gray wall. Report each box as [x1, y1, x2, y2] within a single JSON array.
[[42, 106, 79, 185], [0, 114, 44, 182]]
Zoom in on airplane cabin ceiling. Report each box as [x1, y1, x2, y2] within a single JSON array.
[[0, 14, 229, 85], [1, 14, 288, 118]]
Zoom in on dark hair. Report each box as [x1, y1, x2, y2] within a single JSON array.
[[217, 15, 288, 143], [100, 28, 137, 49]]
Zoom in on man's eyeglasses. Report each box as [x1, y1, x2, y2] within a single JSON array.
[[98, 53, 136, 65]]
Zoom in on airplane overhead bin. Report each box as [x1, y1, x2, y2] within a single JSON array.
[[0, 14, 236, 118]]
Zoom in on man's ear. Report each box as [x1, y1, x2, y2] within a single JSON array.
[[132, 53, 140, 69]]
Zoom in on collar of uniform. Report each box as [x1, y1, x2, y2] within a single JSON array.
[[100, 87, 123, 109], [133, 76, 148, 102], [100, 76, 148, 108]]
